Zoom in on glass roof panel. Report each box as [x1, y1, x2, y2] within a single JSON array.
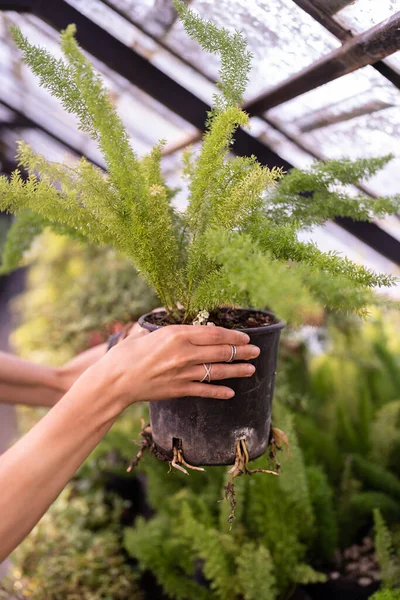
[[334, 0, 399, 32], [333, 0, 400, 77], [162, 0, 340, 99], [0, 11, 196, 167], [267, 66, 400, 196], [66, 0, 217, 104], [66, 0, 160, 53], [101, 0, 177, 37]]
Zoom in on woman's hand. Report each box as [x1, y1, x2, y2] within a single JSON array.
[[0, 324, 260, 560], [98, 324, 260, 408]]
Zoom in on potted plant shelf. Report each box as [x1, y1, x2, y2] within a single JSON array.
[[0, 0, 399, 473]]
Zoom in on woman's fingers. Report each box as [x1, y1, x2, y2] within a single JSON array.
[[180, 382, 236, 400], [184, 362, 255, 382], [191, 343, 260, 364], [127, 322, 149, 338], [178, 325, 250, 346]]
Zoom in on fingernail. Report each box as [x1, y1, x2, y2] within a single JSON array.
[[249, 345, 260, 358], [226, 389, 235, 398], [239, 332, 250, 343], [246, 365, 256, 375]]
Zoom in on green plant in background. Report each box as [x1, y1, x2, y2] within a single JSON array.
[[370, 509, 400, 600], [286, 314, 400, 544], [123, 405, 330, 600], [8, 231, 399, 597], [11, 231, 157, 364], [0, 0, 399, 324], [372, 592, 400, 600], [0, 483, 142, 600]]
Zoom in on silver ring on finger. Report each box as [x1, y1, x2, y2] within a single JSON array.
[[226, 344, 237, 363], [200, 363, 212, 383]]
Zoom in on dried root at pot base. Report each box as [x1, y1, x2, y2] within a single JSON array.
[[269, 427, 290, 471], [169, 438, 205, 475], [126, 420, 204, 474], [222, 438, 281, 529], [127, 420, 289, 530]]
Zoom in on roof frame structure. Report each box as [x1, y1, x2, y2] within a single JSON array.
[[0, 0, 399, 265], [291, 0, 400, 90], [244, 10, 400, 114], [0, 99, 104, 169]]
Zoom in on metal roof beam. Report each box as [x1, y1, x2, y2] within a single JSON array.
[[0, 99, 104, 169], [245, 11, 400, 114], [0, 0, 32, 9], [291, 0, 400, 90]]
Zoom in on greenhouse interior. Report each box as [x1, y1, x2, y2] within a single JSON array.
[[0, 0, 400, 598]]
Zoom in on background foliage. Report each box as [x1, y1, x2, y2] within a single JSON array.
[[5, 233, 400, 599]]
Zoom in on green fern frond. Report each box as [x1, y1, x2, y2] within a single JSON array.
[[0, 211, 45, 275], [267, 157, 400, 229], [374, 508, 400, 589], [2, 11, 398, 323], [306, 466, 338, 561], [235, 543, 277, 600], [173, 0, 252, 110]]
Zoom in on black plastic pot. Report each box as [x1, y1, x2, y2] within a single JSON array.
[[138, 308, 284, 466]]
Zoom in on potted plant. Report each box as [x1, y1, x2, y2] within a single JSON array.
[[0, 1, 399, 471]]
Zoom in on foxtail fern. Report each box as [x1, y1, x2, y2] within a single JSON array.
[[0, 0, 399, 322]]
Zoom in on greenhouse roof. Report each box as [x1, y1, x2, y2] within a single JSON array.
[[0, 0, 399, 280]]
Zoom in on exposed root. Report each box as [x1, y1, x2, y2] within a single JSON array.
[[171, 439, 205, 475], [222, 437, 282, 528], [171, 448, 189, 475], [127, 424, 205, 476], [246, 468, 279, 475], [127, 420, 170, 472], [269, 426, 290, 472], [180, 454, 206, 472], [223, 480, 237, 528], [126, 419, 153, 472]]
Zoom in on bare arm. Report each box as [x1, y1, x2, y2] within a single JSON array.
[[0, 325, 258, 561], [0, 344, 106, 407]]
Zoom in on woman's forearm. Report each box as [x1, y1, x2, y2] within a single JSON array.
[[0, 345, 106, 407], [0, 352, 66, 406], [0, 363, 121, 561]]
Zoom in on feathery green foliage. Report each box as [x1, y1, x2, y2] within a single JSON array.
[[371, 401, 400, 469], [11, 232, 157, 363], [0, 211, 45, 275], [351, 455, 400, 502], [266, 156, 400, 229], [124, 404, 325, 599], [0, 2, 398, 323], [372, 591, 400, 600], [374, 509, 400, 590], [306, 466, 338, 561], [0, 485, 142, 600]]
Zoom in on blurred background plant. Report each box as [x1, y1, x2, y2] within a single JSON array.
[[11, 230, 158, 365], [3, 230, 400, 599], [0, 483, 143, 600]]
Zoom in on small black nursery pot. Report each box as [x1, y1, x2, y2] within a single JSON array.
[[138, 309, 284, 466]]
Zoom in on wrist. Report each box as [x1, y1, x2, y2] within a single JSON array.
[[80, 360, 129, 419], [54, 365, 74, 397]]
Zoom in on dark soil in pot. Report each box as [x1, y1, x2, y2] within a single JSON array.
[[138, 307, 284, 466]]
